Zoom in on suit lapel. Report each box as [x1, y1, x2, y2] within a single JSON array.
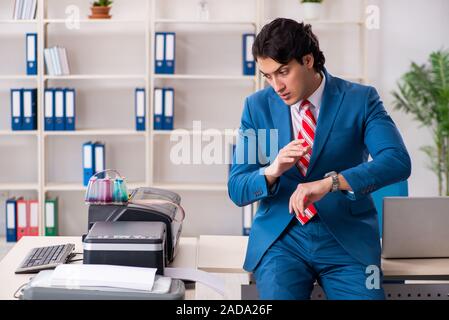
[[268, 89, 304, 180], [306, 71, 345, 175], [269, 90, 292, 149]]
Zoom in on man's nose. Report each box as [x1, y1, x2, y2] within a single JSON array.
[[272, 78, 285, 94]]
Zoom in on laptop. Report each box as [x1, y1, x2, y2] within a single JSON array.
[[382, 197, 449, 258]]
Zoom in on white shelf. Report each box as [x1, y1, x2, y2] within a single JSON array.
[[155, 19, 256, 26], [265, 19, 364, 25], [44, 181, 145, 191], [43, 74, 146, 80], [153, 129, 237, 136], [44, 183, 86, 191], [0, 130, 38, 136], [153, 74, 256, 81], [152, 183, 228, 192], [305, 20, 364, 25], [0, 19, 37, 24], [262, 74, 366, 85], [0, 75, 38, 80], [44, 19, 145, 24], [0, 183, 39, 191], [43, 129, 146, 137]]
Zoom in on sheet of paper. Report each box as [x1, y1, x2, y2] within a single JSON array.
[[164, 267, 225, 296], [50, 264, 157, 291], [195, 273, 250, 300]]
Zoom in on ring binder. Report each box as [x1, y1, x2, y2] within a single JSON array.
[[11, 89, 22, 131], [242, 33, 255, 76], [135, 88, 146, 131], [26, 33, 37, 75]]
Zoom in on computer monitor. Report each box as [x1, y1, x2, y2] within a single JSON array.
[[382, 197, 449, 258]]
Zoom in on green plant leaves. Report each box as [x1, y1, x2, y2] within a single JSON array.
[[392, 49, 449, 195]]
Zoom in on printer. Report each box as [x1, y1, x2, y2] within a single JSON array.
[[83, 186, 185, 273], [83, 221, 167, 274]]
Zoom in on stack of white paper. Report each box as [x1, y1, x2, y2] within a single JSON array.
[[50, 264, 158, 291]]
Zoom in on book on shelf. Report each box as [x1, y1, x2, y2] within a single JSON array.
[[83, 141, 106, 186], [44, 46, 71, 76], [26, 33, 37, 75], [45, 198, 59, 236], [45, 88, 76, 131], [242, 33, 256, 76], [10, 88, 37, 131], [242, 202, 258, 236], [135, 88, 146, 131], [242, 203, 253, 236], [153, 87, 175, 131], [13, 0, 37, 20], [7, 197, 39, 241], [154, 32, 176, 74], [5, 198, 18, 242]]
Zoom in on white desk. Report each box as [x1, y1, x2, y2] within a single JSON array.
[[195, 235, 449, 300], [0, 236, 249, 300], [382, 258, 449, 281], [194, 235, 250, 299], [197, 235, 248, 273], [4, 235, 446, 300]]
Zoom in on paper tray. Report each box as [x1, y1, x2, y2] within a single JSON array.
[[20, 271, 185, 300]]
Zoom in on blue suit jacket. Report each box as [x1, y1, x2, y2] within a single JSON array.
[[228, 70, 411, 271]]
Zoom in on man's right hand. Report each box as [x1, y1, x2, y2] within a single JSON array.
[[264, 139, 311, 186]]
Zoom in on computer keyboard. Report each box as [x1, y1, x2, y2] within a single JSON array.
[[15, 243, 76, 274]]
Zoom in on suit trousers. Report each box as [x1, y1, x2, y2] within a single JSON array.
[[253, 214, 385, 300]]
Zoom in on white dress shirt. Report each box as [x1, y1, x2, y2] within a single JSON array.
[[290, 72, 326, 140]]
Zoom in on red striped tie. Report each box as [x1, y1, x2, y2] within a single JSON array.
[[296, 100, 318, 225]]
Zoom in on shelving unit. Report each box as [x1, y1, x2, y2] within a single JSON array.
[[0, 183, 39, 191], [152, 129, 237, 136], [43, 19, 146, 24], [43, 75, 147, 80], [0, 0, 367, 237], [153, 74, 256, 81], [155, 19, 256, 25], [0, 130, 38, 136], [0, 20, 38, 24], [0, 75, 38, 80], [43, 129, 146, 136]]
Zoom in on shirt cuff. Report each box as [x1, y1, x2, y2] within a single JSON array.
[[259, 167, 281, 197]]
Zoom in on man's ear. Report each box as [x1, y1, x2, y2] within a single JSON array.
[[302, 54, 315, 69]]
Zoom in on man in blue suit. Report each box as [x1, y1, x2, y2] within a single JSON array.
[[228, 18, 411, 299]]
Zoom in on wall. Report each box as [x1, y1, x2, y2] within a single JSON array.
[[370, 0, 449, 196]]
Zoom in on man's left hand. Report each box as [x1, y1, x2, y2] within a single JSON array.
[[289, 177, 333, 219]]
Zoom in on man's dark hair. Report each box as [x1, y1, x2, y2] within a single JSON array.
[[252, 18, 325, 73]]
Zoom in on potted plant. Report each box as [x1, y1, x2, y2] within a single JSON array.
[[392, 50, 449, 196], [301, 0, 324, 20], [89, 0, 113, 19]]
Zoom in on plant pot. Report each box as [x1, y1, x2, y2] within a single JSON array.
[[302, 3, 322, 20], [89, 6, 112, 19]]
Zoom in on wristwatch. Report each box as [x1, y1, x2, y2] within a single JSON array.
[[324, 171, 339, 192]]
